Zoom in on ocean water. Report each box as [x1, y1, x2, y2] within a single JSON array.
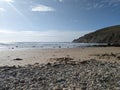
[[0, 42, 107, 50]]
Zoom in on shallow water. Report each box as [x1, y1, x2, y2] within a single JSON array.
[[0, 42, 107, 50]]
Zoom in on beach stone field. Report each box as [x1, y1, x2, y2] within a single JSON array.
[[0, 58, 120, 90]]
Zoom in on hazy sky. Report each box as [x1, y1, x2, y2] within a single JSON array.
[[0, 0, 120, 42]]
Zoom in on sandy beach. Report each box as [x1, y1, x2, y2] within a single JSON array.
[[0, 47, 120, 66], [0, 47, 120, 89]]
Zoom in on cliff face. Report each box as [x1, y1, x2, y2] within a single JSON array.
[[73, 25, 120, 44]]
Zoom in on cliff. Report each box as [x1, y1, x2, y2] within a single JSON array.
[[73, 25, 120, 45]]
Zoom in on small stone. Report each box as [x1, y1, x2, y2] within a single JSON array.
[[117, 56, 120, 60], [13, 58, 23, 61], [56, 78, 66, 83]]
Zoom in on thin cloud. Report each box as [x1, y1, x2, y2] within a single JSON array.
[[2, 0, 14, 3], [0, 29, 88, 42], [0, 8, 5, 12], [54, 0, 64, 3], [106, 0, 120, 7], [32, 4, 55, 12], [79, 0, 120, 10], [58, 0, 64, 2]]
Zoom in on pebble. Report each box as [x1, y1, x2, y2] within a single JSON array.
[[0, 59, 120, 90], [13, 58, 23, 61]]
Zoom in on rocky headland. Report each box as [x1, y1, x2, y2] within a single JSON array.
[[73, 25, 120, 46]]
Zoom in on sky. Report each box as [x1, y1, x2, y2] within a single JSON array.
[[0, 0, 120, 42]]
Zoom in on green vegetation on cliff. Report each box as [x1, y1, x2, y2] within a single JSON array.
[[73, 25, 120, 45]]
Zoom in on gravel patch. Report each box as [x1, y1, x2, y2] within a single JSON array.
[[0, 59, 120, 90]]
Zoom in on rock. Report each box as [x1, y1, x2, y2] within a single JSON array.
[[117, 56, 120, 60], [80, 60, 89, 64], [59, 46, 61, 48], [13, 58, 23, 61], [56, 78, 66, 83], [32, 46, 36, 48]]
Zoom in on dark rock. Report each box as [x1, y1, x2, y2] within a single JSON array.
[[32, 46, 36, 47], [56, 78, 66, 83], [13, 58, 23, 61], [47, 63, 51, 66], [59, 46, 61, 48], [80, 60, 89, 64], [38, 77, 46, 81], [117, 56, 120, 60]]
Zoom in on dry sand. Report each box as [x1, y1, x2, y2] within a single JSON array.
[[0, 47, 120, 89], [0, 47, 120, 66]]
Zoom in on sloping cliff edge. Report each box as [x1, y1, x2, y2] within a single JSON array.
[[73, 25, 120, 45]]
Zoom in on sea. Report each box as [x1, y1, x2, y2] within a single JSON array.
[[0, 42, 107, 50]]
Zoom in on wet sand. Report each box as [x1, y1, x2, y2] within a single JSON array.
[[0, 47, 120, 66]]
